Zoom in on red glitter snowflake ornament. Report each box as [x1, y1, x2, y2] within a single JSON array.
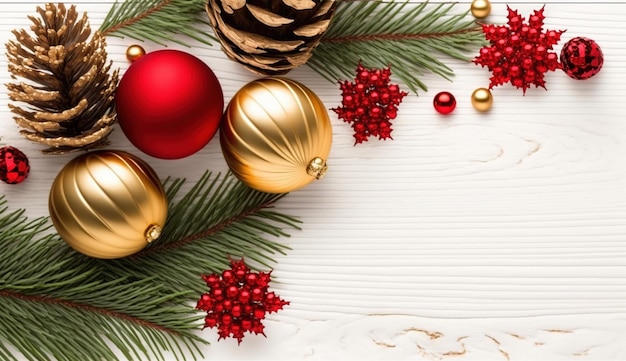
[[333, 64, 407, 144], [197, 259, 289, 344], [474, 6, 565, 94]]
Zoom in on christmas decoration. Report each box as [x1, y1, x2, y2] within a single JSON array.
[[126, 44, 146, 62], [6, 3, 119, 154], [116, 49, 224, 159], [473, 6, 565, 94], [206, 0, 336, 75], [333, 64, 408, 144], [0, 146, 30, 184], [471, 88, 493, 112], [221, 77, 332, 193], [1, 169, 295, 360], [560, 37, 604, 80], [101, 1, 485, 94], [197, 258, 289, 344], [433, 91, 457, 115], [49, 150, 168, 259], [471, 0, 491, 19]]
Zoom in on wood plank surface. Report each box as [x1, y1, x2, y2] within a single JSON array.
[[1, 1, 625, 360]]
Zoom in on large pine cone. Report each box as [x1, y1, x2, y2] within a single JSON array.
[[206, 0, 336, 75], [5, 3, 118, 154]]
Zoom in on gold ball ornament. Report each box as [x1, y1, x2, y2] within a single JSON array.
[[49, 150, 168, 259], [471, 88, 494, 112], [126, 44, 146, 62], [220, 77, 333, 193], [471, 0, 491, 19]]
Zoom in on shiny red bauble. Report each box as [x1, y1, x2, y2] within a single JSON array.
[[560, 37, 603, 80], [433, 91, 456, 115], [0, 146, 30, 184], [116, 50, 224, 159]]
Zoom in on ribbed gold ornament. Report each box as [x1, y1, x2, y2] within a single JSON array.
[[49, 150, 168, 259], [220, 77, 332, 193]]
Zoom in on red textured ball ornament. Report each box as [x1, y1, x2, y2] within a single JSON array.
[[116, 50, 224, 159], [433, 91, 456, 115], [0, 146, 30, 184], [560, 37, 603, 80]]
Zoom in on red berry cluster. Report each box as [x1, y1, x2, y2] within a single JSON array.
[[197, 259, 289, 344], [474, 6, 565, 94], [333, 64, 407, 144]]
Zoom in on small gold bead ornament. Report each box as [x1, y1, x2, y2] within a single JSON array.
[[126, 44, 146, 62], [471, 88, 494, 112], [471, 0, 492, 19]]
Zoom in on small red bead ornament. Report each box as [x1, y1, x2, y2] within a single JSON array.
[[433, 91, 456, 115], [474, 6, 565, 94], [333, 64, 408, 144], [560, 37, 603, 80], [116, 49, 224, 159], [0, 146, 30, 184], [197, 259, 289, 344]]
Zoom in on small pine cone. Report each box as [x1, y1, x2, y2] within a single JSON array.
[[5, 3, 119, 154], [206, 0, 336, 75]]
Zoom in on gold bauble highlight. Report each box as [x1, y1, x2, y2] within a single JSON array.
[[471, 0, 491, 19], [220, 77, 332, 193], [471, 88, 494, 112], [49, 150, 167, 259]]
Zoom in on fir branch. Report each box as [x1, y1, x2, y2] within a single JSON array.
[[100, 0, 216, 47], [0, 198, 205, 361], [101, 172, 300, 294], [309, 1, 486, 93], [0, 172, 298, 360]]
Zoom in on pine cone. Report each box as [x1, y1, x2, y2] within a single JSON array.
[[206, 0, 336, 75], [5, 3, 119, 154]]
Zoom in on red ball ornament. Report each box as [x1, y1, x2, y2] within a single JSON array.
[[433, 91, 456, 115], [560, 37, 604, 80], [116, 50, 224, 159], [0, 146, 30, 184]]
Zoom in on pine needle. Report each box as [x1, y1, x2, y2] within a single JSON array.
[[99, 0, 216, 47], [0, 171, 298, 360], [309, 0, 486, 93]]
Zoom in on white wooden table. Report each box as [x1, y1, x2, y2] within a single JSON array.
[[2, 1, 626, 360]]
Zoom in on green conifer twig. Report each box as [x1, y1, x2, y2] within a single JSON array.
[[99, 0, 215, 46], [0, 171, 298, 360], [310, 1, 486, 93], [99, 0, 484, 94]]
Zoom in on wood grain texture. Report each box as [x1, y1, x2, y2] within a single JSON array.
[[1, 1, 626, 360]]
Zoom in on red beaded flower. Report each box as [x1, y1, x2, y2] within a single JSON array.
[[333, 64, 407, 144], [197, 259, 289, 344], [474, 6, 565, 94]]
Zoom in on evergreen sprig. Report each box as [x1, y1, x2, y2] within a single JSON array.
[[310, 1, 486, 93], [99, 0, 215, 46], [0, 172, 298, 360], [99, 0, 483, 93], [100, 172, 298, 295]]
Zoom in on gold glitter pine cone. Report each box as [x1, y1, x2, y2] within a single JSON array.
[[5, 3, 119, 154], [206, 0, 337, 75]]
